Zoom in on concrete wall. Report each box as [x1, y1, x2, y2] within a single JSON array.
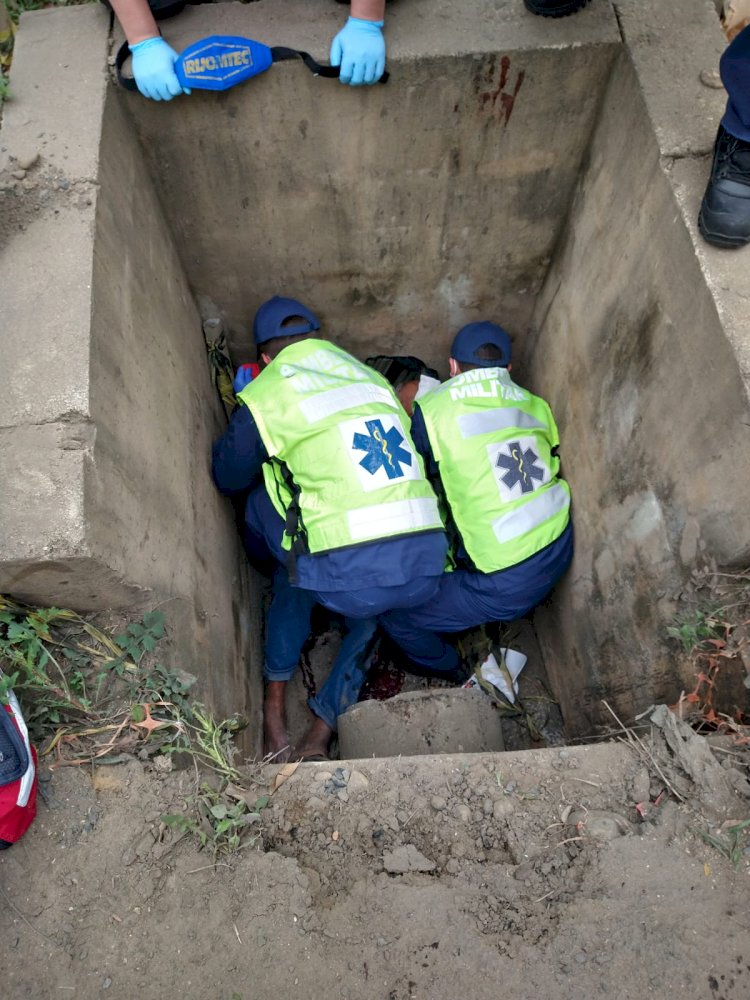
[[3, 0, 748, 745], [527, 1, 750, 734], [0, 7, 261, 738], [122, 0, 619, 371]]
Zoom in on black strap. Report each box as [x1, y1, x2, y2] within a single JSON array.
[[116, 39, 389, 92], [115, 40, 141, 92], [275, 460, 309, 586], [270, 46, 389, 84]]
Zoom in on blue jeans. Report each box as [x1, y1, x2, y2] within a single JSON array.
[[722, 24, 750, 141], [247, 484, 444, 726], [264, 567, 378, 729], [379, 521, 574, 674]]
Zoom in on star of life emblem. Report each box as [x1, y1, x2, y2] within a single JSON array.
[[488, 437, 550, 501], [340, 415, 422, 492]]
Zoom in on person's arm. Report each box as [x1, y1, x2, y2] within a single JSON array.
[[351, 0, 386, 22], [330, 0, 387, 86], [409, 404, 436, 472], [211, 404, 269, 496], [109, 0, 190, 101]]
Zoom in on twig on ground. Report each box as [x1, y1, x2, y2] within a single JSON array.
[[555, 836, 584, 848], [602, 700, 685, 802], [534, 888, 557, 903], [185, 863, 233, 875], [709, 745, 747, 760], [0, 884, 61, 947]]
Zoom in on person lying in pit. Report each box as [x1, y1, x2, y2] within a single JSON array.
[[364, 354, 441, 416]]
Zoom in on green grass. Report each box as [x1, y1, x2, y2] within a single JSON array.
[[698, 819, 750, 870], [0, 595, 270, 856], [666, 604, 724, 654]]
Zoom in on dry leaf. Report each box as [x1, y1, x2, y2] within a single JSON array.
[[130, 704, 168, 736], [272, 761, 299, 792]]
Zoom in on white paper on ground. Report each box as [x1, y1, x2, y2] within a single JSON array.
[[471, 648, 528, 704]]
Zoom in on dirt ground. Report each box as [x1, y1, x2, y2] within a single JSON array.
[[2, 734, 749, 1000]]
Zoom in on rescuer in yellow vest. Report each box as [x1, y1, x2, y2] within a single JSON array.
[[212, 297, 448, 760], [379, 321, 574, 674]]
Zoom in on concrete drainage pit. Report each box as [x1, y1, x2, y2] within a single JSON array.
[[1, 2, 749, 759]]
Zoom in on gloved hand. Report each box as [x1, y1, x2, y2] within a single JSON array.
[[131, 37, 191, 102], [233, 363, 260, 394], [330, 17, 385, 87]]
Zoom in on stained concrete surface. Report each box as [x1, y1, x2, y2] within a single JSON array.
[[121, 0, 620, 372], [526, 0, 750, 735], [338, 688, 506, 758], [0, 6, 261, 738], [1, 0, 749, 743]]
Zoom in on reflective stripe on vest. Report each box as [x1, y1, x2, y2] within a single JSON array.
[[418, 367, 570, 573], [491, 482, 570, 545], [239, 339, 443, 554], [347, 496, 441, 542], [458, 408, 546, 439], [299, 383, 398, 424]]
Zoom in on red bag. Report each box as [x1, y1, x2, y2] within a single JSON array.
[[0, 679, 38, 849]]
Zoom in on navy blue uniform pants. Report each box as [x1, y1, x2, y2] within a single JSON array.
[[245, 486, 441, 728], [722, 24, 750, 141], [379, 521, 574, 674]]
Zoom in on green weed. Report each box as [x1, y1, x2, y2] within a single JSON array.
[[0, 598, 194, 747], [698, 819, 750, 870], [666, 605, 724, 654], [0, 595, 267, 856], [163, 782, 270, 856]]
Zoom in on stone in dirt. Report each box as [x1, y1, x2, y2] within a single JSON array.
[[17, 151, 40, 170], [383, 844, 437, 874], [566, 809, 633, 841]]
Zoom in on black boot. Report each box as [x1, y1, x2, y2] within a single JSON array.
[[698, 124, 750, 248], [523, 0, 591, 16]]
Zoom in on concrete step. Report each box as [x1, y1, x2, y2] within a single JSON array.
[[338, 689, 505, 759]]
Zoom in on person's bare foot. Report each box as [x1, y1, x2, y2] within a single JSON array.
[[264, 681, 291, 762], [295, 716, 334, 761]]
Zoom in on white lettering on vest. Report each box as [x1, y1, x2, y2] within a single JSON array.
[[449, 371, 527, 402], [281, 349, 371, 394]]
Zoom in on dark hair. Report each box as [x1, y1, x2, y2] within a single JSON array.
[[365, 355, 439, 389], [458, 342, 507, 372], [259, 317, 314, 360]]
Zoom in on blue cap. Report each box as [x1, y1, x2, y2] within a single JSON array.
[[450, 321, 512, 368], [253, 296, 320, 346]]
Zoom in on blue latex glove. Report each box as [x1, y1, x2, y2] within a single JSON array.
[[233, 364, 259, 394], [330, 17, 385, 87], [131, 37, 191, 102]]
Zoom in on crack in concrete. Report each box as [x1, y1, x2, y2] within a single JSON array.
[[611, 4, 627, 45], [0, 412, 92, 433], [662, 149, 714, 164]]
